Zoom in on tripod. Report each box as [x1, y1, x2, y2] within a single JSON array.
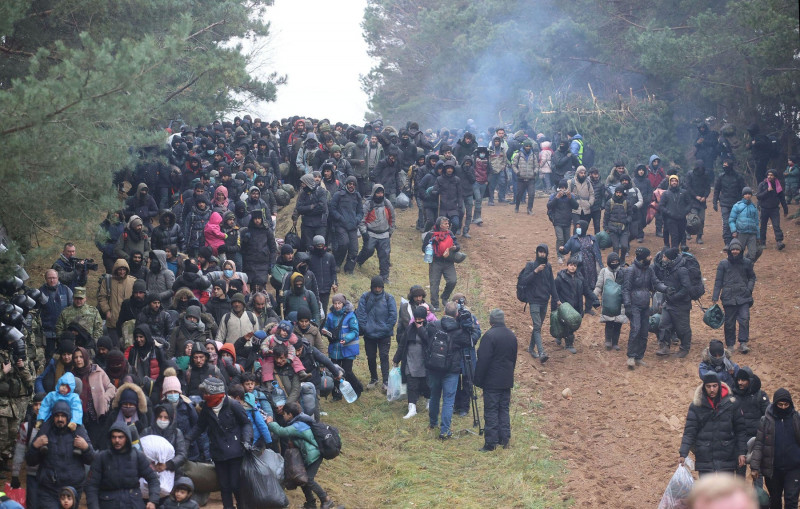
[[458, 346, 483, 436]]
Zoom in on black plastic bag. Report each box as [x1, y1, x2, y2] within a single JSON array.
[[283, 447, 308, 487], [284, 226, 303, 251], [239, 449, 289, 508]]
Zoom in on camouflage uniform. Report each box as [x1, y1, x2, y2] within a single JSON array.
[[0, 350, 33, 463], [56, 303, 103, 340], [23, 311, 45, 374]]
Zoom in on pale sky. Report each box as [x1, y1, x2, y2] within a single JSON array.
[[239, 0, 375, 124]]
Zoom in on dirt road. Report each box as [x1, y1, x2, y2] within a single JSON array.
[[467, 195, 800, 507]]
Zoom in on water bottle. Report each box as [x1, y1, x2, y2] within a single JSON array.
[[271, 381, 287, 407], [339, 379, 358, 403], [424, 240, 434, 264]]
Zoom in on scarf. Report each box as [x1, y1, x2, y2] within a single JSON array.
[[432, 230, 454, 258], [768, 179, 783, 193]]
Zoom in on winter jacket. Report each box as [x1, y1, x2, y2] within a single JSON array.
[[487, 140, 507, 175], [216, 308, 257, 344], [308, 249, 337, 294], [141, 403, 187, 472], [360, 184, 396, 238], [39, 283, 72, 333], [730, 367, 769, 438], [553, 147, 577, 179], [37, 373, 83, 425], [454, 137, 477, 164], [456, 157, 476, 195], [659, 186, 691, 220], [633, 173, 654, 205], [568, 177, 595, 214], [324, 302, 359, 359], [751, 404, 800, 477], [203, 212, 226, 255], [283, 273, 320, 321], [555, 269, 597, 316], [330, 183, 363, 231], [152, 211, 183, 251], [145, 250, 175, 299], [728, 199, 759, 235], [603, 196, 633, 233], [100, 382, 152, 449], [267, 413, 320, 465], [698, 346, 739, 389], [114, 227, 151, 263], [98, 259, 136, 328], [186, 396, 252, 462], [712, 254, 755, 306], [371, 154, 402, 197], [344, 137, 369, 178], [684, 168, 711, 209], [125, 184, 159, 225], [240, 210, 276, 279], [26, 401, 94, 492], [647, 155, 666, 189], [713, 169, 747, 209], [86, 423, 161, 509], [547, 192, 579, 227], [392, 320, 433, 383], [432, 171, 463, 216], [135, 304, 172, 344], [428, 316, 472, 375], [74, 364, 116, 420], [128, 324, 168, 383], [294, 180, 329, 228], [589, 177, 608, 212], [512, 148, 538, 180], [295, 337, 340, 387], [356, 289, 397, 339], [474, 157, 489, 184], [183, 199, 212, 251], [538, 144, 552, 175], [593, 266, 627, 323], [679, 383, 748, 472], [422, 223, 460, 262], [561, 234, 603, 269], [622, 260, 667, 309], [517, 245, 560, 310], [473, 323, 517, 390], [756, 179, 788, 212], [657, 255, 693, 311], [95, 216, 125, 258]]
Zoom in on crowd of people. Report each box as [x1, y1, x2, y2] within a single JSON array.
[[0, 114, 797, 509]]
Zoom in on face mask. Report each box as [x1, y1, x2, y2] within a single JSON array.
[[710, 356, 724, 367], [150, 260, 161, 272], [374, 194, 385, 203], [166, 393, 180, 403], [207, 150, 214, 155], [121, 406, 137, 418], [156, 419, 170, 429], [537, 255, 547, 263], [609, 262, 620, 269], [575, 228, 582, 236], [224, 269, 234, 278]]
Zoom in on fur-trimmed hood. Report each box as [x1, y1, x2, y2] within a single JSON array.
[[111, 381, 149, 413], [692, 381, 735, 407], [700, 345, 734, 364]]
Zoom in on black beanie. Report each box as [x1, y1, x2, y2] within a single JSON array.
[[773, 388, 793, 406], [280, 244, 294, 255], [702, 372, 720, 385], [297, 307, 312, 322], [184, 259, 199, 273], [709, 340, 725, 358], [635, 247, 650, 261], [97, 336, 113, 351], [664, 247, 679, 261], [413, 306, 428, 320], [58, 338, 75, 354], [371, 276, 385, 290], [198, 246, 212, 260]]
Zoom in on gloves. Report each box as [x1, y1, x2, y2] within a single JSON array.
[[666, 287, 676, 297], [10, 476, 20, 489], [68, 422, 77, 432]]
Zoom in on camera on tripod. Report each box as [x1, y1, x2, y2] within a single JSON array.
[[71, 257, 99, 272], [456, 297, 473, 330]]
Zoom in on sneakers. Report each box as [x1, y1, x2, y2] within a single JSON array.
[[555, 338, 563, 346], [565, 346, 577, 354], [613, 345, 621, 351], [527, 210, 533, 215], [431, 305, 441, 313], [515, 207, 520, 213], [696, 237, 704, 244], [366, 379, 380, 390], [655, 344, 670, 356], [539, 352, 549, 364], [381, 383, 389, 393], [403, 403, 417, 419], [457, 410, 469, 417], [558, 256, 564, 264], [777, 241, 786, 250], [674, 349, 690, 358], [528, 348, 539, 359], [635, 359, 646, 366], [439, 432, 452, 440], [605, 341, 612, 350], [739, 343, 750, 354], [462, 232, 472, 239], [627, 357, 636, 369]]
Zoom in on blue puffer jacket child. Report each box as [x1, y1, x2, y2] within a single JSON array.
[[37, 372, 83, 426], [325, 299, 360, 359]]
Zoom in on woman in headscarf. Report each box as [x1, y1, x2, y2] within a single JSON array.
[[141, 402, 188, 475], [72, 346, 116, 447]]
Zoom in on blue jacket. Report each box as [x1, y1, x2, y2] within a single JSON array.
[[243, 393, 272, 445], [39, 283, 72, 332], [356, 290, 397, 339], [329, 185, 363, 231], [698, 347, 739, 389], [37, 373, 83, 425], [729, 199, 759, 235], [325, 302, 360, 359], [561, 235, 604, 269]]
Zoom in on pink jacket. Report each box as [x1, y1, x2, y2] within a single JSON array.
[[204, 212, 226, 255], [77, 365, 116, 418]]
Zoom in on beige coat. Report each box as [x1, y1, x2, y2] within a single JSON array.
[[97, 259, 136, 327]]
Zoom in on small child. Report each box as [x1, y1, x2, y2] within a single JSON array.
[[58, 487, 77, 509], [257, 321, 308, 383], [160, 477, 199, 509], [418, 302, 437, 323], [785, 155, 799, 204], [36, 373, 83, 430]]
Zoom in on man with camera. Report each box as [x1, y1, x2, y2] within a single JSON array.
[[0, 342, 33, 473], [52, 243, 95, 292]]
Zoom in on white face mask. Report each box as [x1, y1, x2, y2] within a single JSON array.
[[156, 419, 170, 429], [575, 228, 582, 235]]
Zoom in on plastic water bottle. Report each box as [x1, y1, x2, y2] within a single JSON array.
[[424, 240, 434, 264], [339, 379, 358, 403], [271, 381, 287, 407]]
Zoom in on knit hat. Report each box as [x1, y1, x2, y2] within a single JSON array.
[[742, 186, 753, 196], [702, 372, 720, 385], [199, 377, 225, 395], [280, 244, 294, 255], [735, 369, 751, 382], [773, 388, 793, 405], [58, 338, 75, 355], [186, 305, 201, 320], [668, 175, 679, 184], [184, 259, 199, 273], [162, 376, 182, 396], [312, 235, 326, 246], [230, 293, 246, 305], [489, 308, 505, 326], [97, 336, 113, 351], [254, 330, 267, 341], [728, 239, 743, 252], [664, 247, 680, 260], [371, 275, 385, 289], [212, 280, 226, 291], [331, 293, 347, 305], [413, 306, 428, 320], [709, 339, 725, 358], [133, 279, 147, 294], [33, 392, 46, 403], [277, 320, 293, 335], [198, 246, 212, 260], [120, 388, 139, 406], [522, 139, 534, 148], [128, 215, 143, 229], [297, 307, 312, 321], [557, 179, 568, 189], [635, 247, 650, 261]]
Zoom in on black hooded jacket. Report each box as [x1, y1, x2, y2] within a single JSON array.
[[555, 269, 597, 316], [186, 396, 253, 462], [731, 368, 769, 437], [517, 244, 560, 310], [713, 167, 746, 209], [240, 209, 276, 277]]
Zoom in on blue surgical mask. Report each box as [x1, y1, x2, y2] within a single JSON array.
[[576, 228, 582, 235], [207, 149, 214, 155], [166, 393, 180, 403], [224, 269, 234, 278]]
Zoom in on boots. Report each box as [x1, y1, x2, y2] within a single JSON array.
[[655, 342, 671, 356], [462, 226, 471, 238], [403, 403, 417, 419]]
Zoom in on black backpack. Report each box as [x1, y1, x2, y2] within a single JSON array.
[[309, 421, 342, 460], [680, 252, 705, 300], [426, 328, 452, 371], [516, 263, 536, 306]]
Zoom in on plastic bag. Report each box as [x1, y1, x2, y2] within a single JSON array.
[[657, 459, 694, 509], [557, 302, 582, 332], [703, 304, 725, 329], [685, 211, 702, 235], [387, 367, 403, 402], [601, 279, 623, 317], [3, 482, 25, 507], [283, 447, 308, 487], [596, 230, 612, 249], [395, 192, 410, 209], [651, 291, 665, 315], [649, 313, 662, 333], [549, 308, 564, 339], [139, 434, 175, 497], [240, 449, 289, 508], [262, 448, 285, 482], [183, 461, 220, 493]]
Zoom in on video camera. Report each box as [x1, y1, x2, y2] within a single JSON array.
[[456, 297, 473, 331], [0, 262, 49, 362], [70, 257, 99, 272]]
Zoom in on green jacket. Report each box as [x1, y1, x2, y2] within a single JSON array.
[[268, 414, 320, 465]]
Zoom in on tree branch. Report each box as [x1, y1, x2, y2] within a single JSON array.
[[162, 71, 207, 104], [187, 20, 226, 41]]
